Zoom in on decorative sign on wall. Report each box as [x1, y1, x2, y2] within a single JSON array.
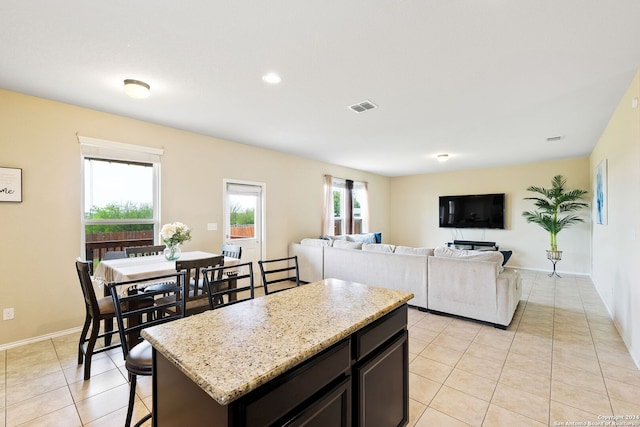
[[0, 167, 22, 202]]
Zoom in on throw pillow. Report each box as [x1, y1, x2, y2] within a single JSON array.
[[500, 250, 512, 266], [346, 233, 378, 244], [332, 240, 364, 250], [434, 246, 504, 273], [433, 246, 480, 257], [362, 243, 396, 253]]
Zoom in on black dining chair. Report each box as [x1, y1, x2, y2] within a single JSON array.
[[203, 262, 255, 309], [125, 245, 166, 257], [176, 256, 225, 315], [97, 251, 126, 342], [75, 260, 122, 380], [257, 256, 300, 295], [103, 251, 126, 260], [108, 271, 187, 427], [220, 244, 242, 259]]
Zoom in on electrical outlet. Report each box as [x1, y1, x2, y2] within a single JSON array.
[[3, 308, 14, 320]]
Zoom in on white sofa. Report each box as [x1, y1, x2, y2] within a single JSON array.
[[290, 238, 432, 310], [427, 247, 522, 328], [289, 239, 522, 328], [290, 238, 329, 283], [323, 244, 431, 310]]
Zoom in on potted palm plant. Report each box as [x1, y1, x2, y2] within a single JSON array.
[[522, 175, 588, 271]]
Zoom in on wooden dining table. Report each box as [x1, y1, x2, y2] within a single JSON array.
[[94, 251, 244, 338], [94, 250, 243, 308], [93, 250, 235, 283]]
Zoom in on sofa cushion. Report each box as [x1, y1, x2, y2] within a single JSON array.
[[300, 238, 333, 247], [346, 233, 378, 244], [394, 246, 434, 256], [434, 246, 504, 273], [332, 240, 363, 249], [362, 243, 396, 253]]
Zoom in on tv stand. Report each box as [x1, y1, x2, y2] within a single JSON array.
[[448, 240, 498, 251]]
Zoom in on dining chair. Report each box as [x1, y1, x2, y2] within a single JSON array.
[[220, 243, 242, 259], [257, 255, 300, 295], [108, 271, 187, 427], [203, 261, 255, 309], [176, 255, 225, 315], [125, 244, 166, 258], [75, 260, 122, 380], [103, 250, 126, 260], [97, 251, 126, 340]]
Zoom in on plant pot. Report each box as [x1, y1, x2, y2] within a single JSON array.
[[546, 250, 562, 261]]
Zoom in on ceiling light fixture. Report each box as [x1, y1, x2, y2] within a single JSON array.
[[436, 154, 449, 162], [262, 73, 282, 84], [123, 79, 150, 99]]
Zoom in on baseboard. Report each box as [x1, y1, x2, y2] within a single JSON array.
[[506, 266, 590, 277], [0, 326, 83, 351]]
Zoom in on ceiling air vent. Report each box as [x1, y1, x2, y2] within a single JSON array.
[[348, 100, 377, 113], [546, 135, 564, 142]]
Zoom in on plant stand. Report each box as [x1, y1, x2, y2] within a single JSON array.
[[546, 250, 562, 278]]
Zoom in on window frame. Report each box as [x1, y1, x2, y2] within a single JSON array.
[[331, 177, 368, 236], [79, 136, 163, 259]]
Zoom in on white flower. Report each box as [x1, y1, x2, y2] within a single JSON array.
[[160, 222, 192, 246]]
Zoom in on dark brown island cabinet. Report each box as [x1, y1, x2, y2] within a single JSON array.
[[147, 282, 411, 427]]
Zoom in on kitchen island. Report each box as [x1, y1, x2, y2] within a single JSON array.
[[142, 278, 413, 426]]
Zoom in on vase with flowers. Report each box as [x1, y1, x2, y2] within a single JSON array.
[[160, 222, 192, 261]]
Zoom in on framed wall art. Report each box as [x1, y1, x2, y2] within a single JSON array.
[[595, 159, 607, 225], [0, 167, 22, 202]]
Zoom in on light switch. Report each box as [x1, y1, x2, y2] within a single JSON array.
[[207, 223, 218, 231]]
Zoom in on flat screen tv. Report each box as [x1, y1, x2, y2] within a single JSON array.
[[439, 193, 505, 229]]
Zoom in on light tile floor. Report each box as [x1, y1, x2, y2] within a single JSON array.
[[2, 270, 639, 426]]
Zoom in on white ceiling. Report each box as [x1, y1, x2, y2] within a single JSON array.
[[1, 1, 639, 177]]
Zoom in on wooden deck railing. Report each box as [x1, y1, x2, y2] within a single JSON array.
[[85, 238, 154, 274]]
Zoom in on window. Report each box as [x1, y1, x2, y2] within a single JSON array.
[[324, 176, 369, 236], [79, 136, 162, 269], [352, 181, 367, 234]]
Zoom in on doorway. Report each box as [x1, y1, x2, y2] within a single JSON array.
[[223, 180, 265, 270]]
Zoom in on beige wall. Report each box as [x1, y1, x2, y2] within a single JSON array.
[[388, 158, 591, 273], [590, 70, 640, 366], [0, 89, 390, 346], [3, 71, 639, 368]]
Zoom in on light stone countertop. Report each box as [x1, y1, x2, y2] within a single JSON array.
[[141, 278, 413, 405]]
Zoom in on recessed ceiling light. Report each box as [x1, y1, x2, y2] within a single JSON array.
[[123, 79, 150, 99], [436, 154, 449, 162], [262, 73, 282, 84]]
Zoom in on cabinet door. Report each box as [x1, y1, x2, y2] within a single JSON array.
[[242, 339, 351, 426], [354, 331, 408, 427], [284, 377, 351, 427]]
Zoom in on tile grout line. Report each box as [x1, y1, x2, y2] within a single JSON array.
[[549, 274, 558, 426], [579, 279, 616, 417], [51, 337, 86, 426], [482, 271, 550, 426]]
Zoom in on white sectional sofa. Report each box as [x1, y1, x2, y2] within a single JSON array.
[[290, 238, 329, 283], [289, 236, 522, 328], [427, 247, 522, 328], [323, 244, 431, 310]]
